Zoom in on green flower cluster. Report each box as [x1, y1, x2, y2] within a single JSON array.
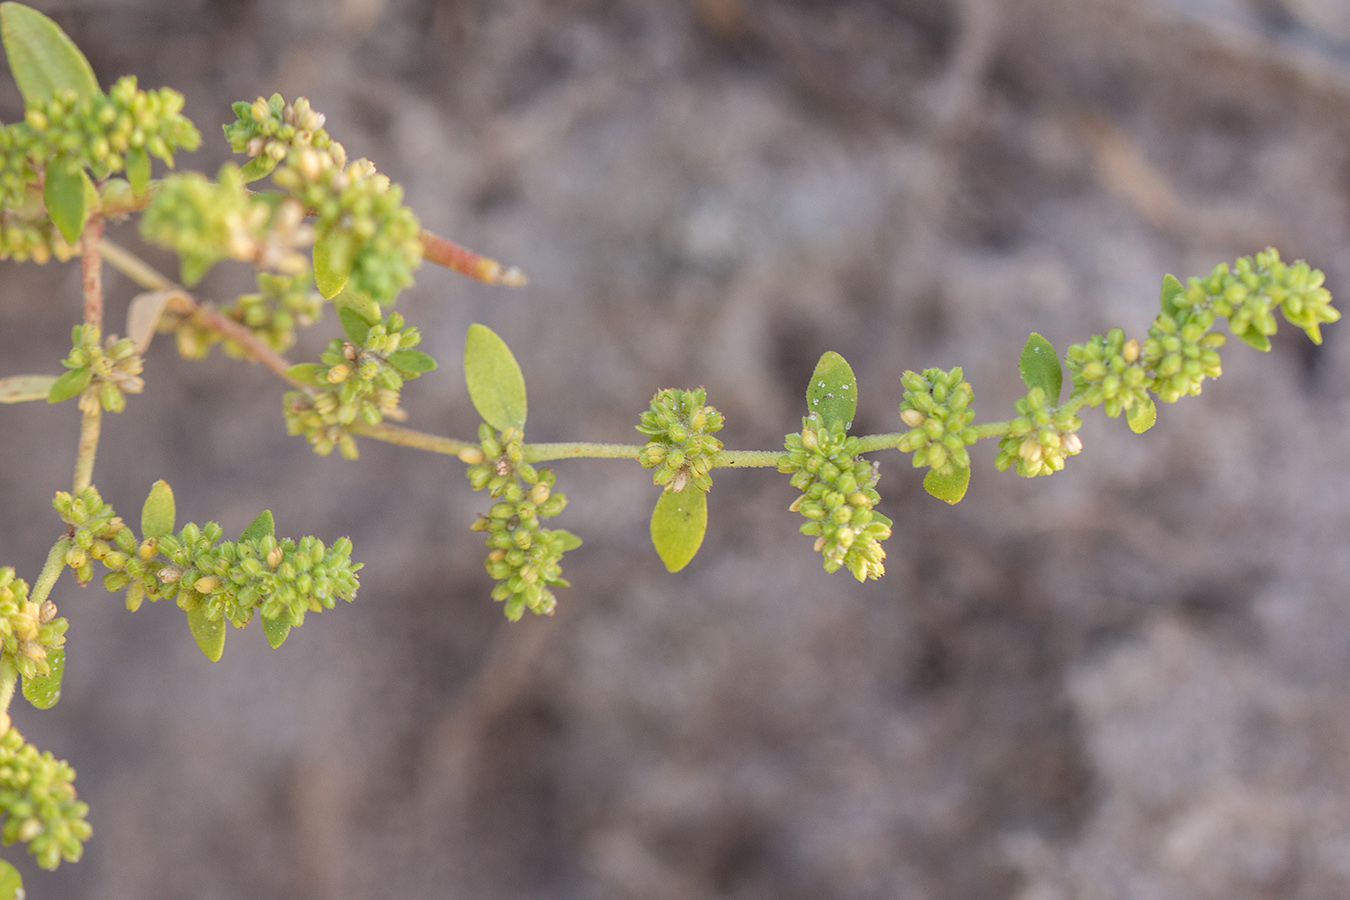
[[994, 386, 1082, 477], [0, 76, 199, 263], [51, 486, 125, 585], [230, 94, 422, 306], [780, 419, 891, 581], [896, 367, 977, 476], [283, 312, 434, 459], [0, 726, 90, 870], [1065, 327, 1151, 418], [223, 95, 331, 173], [1181, 248, 1340, 347], [463, 425, 576, 620], [121, 524, 360, 633], [20, 76, 199, 180], [1142, 304, 1225, 404], [140, 164, 313, 285], [0, 569, 65, 685], [636, 388, 725, 493], [50, 324, 144, 414], [54, 487, 360, 632]]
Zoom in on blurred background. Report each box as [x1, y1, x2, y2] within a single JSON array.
[[4, 0, 1350, 897]]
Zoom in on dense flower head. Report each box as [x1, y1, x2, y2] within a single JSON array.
[[0, 726, 90, 870], [1065, 327, 1151, 418], [636, 388, 725, 493], [463, 424, 575, 620], [994, 386, 1083, 477], [283, 312, 428, 458], [141, 164, 313, 285], [53, 323, 144, 416], [780, 418, 891, 581], [896, 367, 977, 475], [1178, 248, 1340, 346], [1142, 308, 1225, 404], [0, 569, 65, 684]]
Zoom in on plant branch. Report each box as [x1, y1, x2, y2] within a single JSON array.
[[348, 421, 477, 456], [72, 402, 100, 495], [420, 229, 528, 286], [80, 216, 104, 327]]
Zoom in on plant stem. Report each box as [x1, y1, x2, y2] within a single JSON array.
[[524, 442, 642, 463], [347, 421, 477, 456], [72, 403, 100, 495], [81, 216, 104, 327], [99, 239, 173, 291], [29, 540, 70, 608], [419, 230, 527, 286]]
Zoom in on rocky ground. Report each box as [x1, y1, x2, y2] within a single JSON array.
[[5, 0, 1350, 897]]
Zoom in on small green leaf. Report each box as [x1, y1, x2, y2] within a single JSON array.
[[22, 646, 63, 709], [650, 487, 707, 572], [261, 614, 291, 649], [464, 323, 528, 431], [923, 465, 970, 504], [1126, 396, 1157, 434], [1018, 332, 1062, 402], [386, 349, 437, 375], [337, 307, 372, 344], [285, 362, 328, 387], [0, 373, 56, 402], [237, 153, 278, 183], [125, 145, 151, 195], [125, 580, 143, 612], [0, 2, 99, 105], [239, 509, 275, 542], [1159, 273, 1185, 319], [554, 529, 583, 552], [141, 479, 175, 539], [806, 350, 858, 431], [1237, 327, 1271, 352], [332, 289, 381, 331], [184, 595, 225, 662], [313, 230, 352, 299], [0, 858, 23, 900], [45, 366, 89, 403], [43, 155, 89, 245]]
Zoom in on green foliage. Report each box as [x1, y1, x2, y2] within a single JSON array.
[[806, 350, 858, 431], [464, 323, 527, 432], [0, 2, 1342, 885], [650, 487, 707, 573]]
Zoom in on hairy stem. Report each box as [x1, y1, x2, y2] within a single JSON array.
[[99, 239, 173, 291], [72, 402, 101, 495], [348, 421, 477, 456], [80, 216, 104, 327], [29, 540, 70, 608]]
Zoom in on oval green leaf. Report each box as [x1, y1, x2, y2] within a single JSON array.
[[923, 465, 970, 504], [806, 350, 858, 431], [337, 307, 372, 345], [1237, 327, 1272, 352], [22, 646, 63, 709], [261, 614, 291, 649], [0, 373, 56, 403], [239, 509, 275, 542], [386, 349, 437, 375], [46, 365, 89, 403], [313, 230, 352, 300], [237, 153, 278, 183], [1018, 332, 1062, 402], [554, 529, 583, 552], [0, 2, 99, 105], [43, 155, 89, 245], [184, 594, 225, 662], [285, 362, 328, 387], [1126, 396, 1157, 434], [141, 479, 175, 539], [332, 289, 381, 332], [0, 858, 22, 900], [650, 487, 707, 573], [464, 323, 527, 431], [1159, 273, 1184, 319]]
